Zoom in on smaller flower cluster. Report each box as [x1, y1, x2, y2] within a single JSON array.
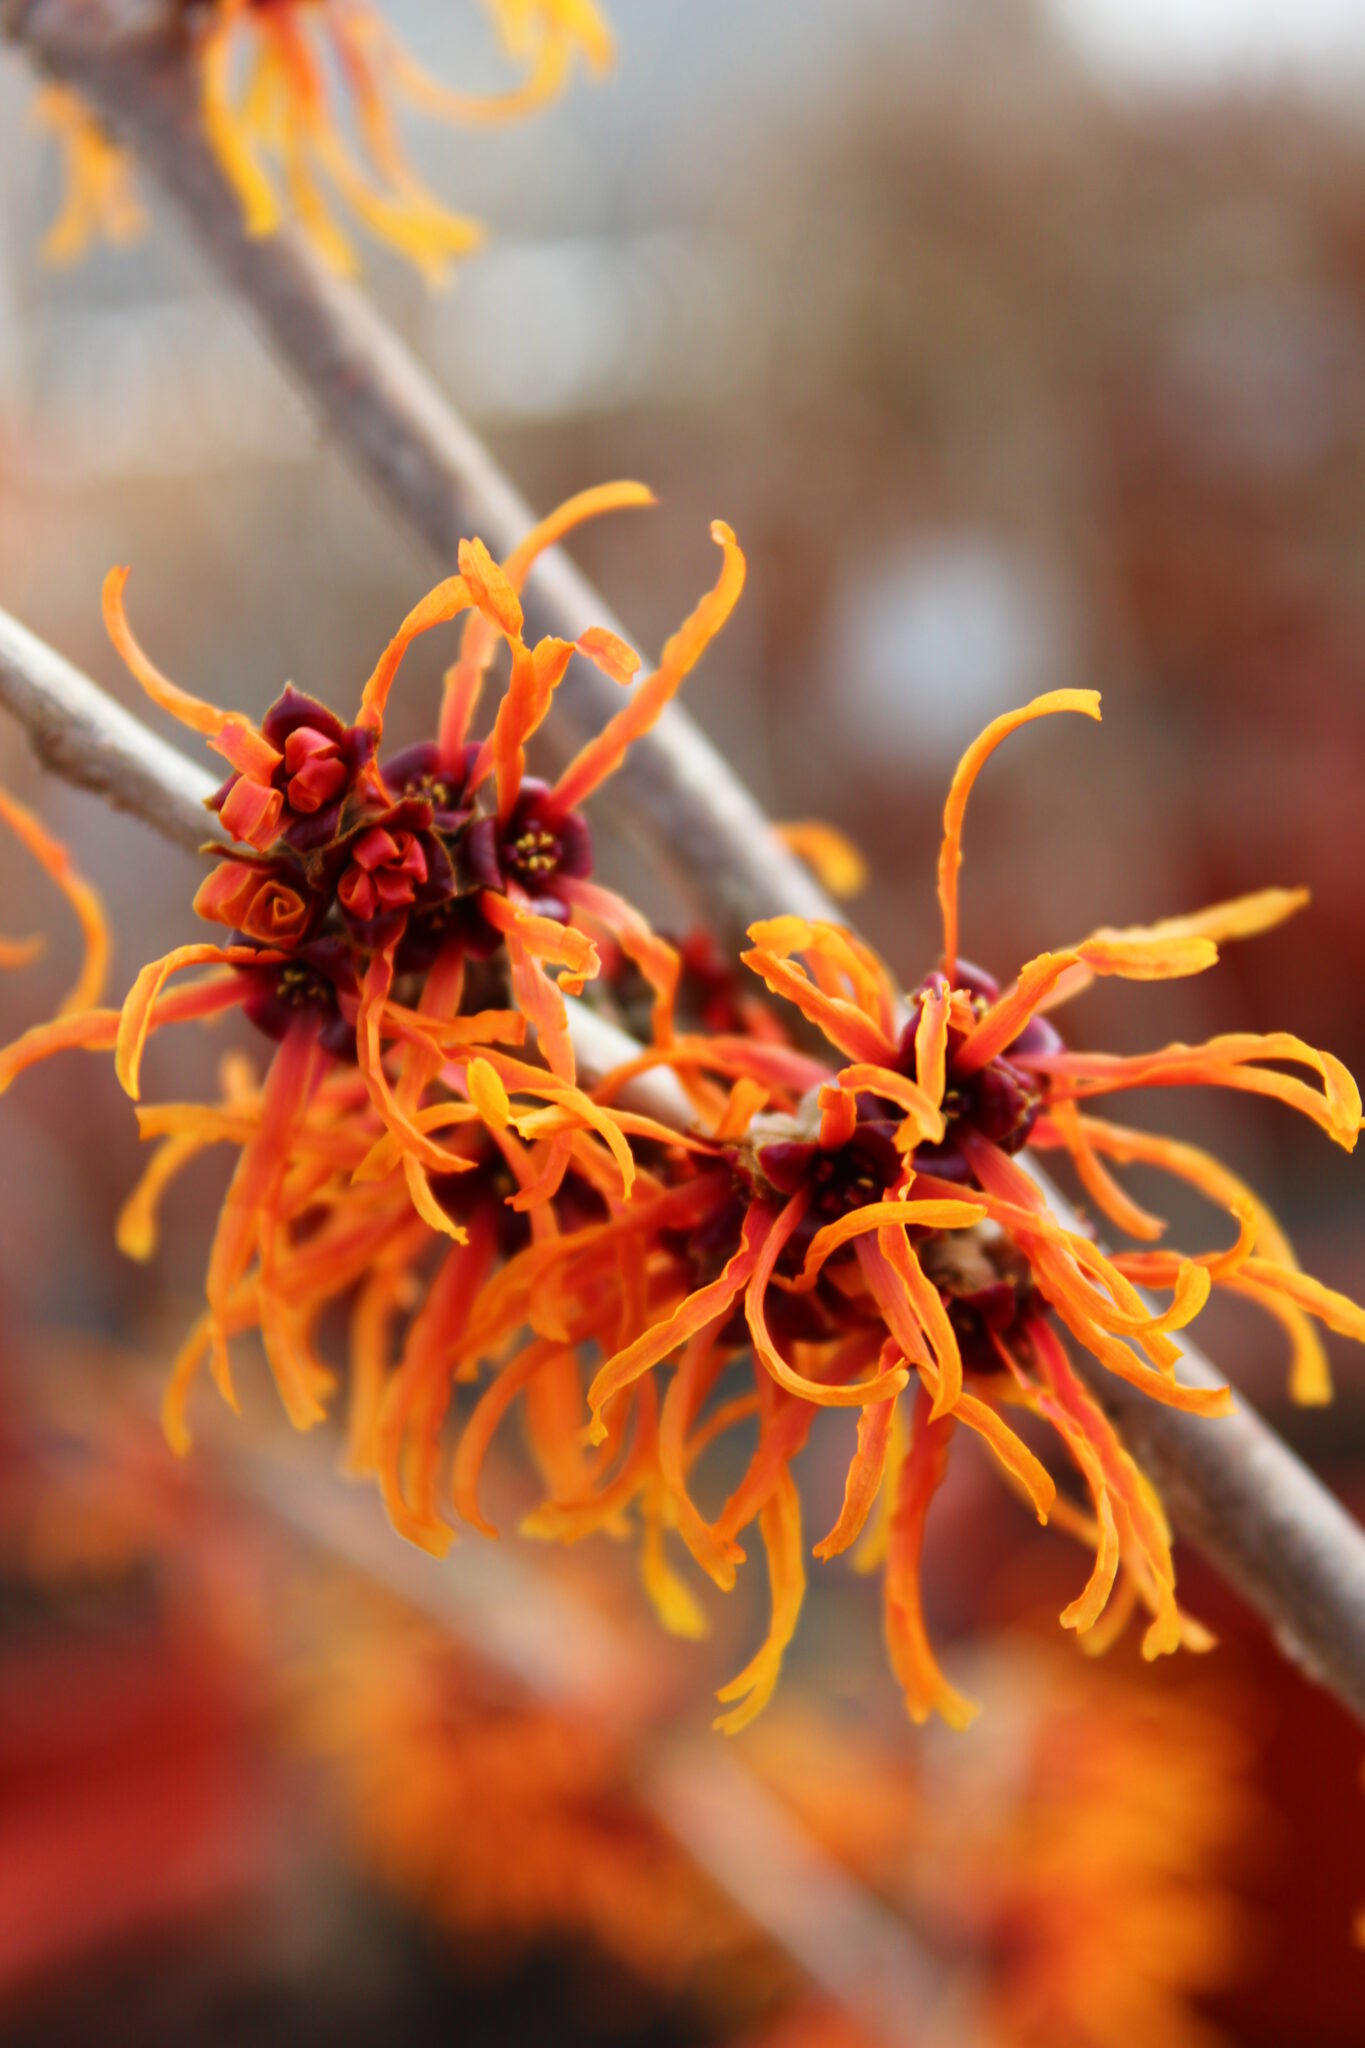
[[35, 0, 612, 278]]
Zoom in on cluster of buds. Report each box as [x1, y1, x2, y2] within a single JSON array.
[[3, 486, 1363, 1737], [35, 0, 612, 276]]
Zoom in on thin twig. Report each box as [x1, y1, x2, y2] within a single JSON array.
[[4, 616, 1365, 1736], [0, 605, 217, 851], [3, 0, 835, 957]]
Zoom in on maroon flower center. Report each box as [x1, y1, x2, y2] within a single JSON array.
[[338, 825, 429, 922], [282, 725, 348, 815], [506, 824, 562, 878]]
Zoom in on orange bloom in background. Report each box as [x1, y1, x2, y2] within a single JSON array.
[[0, 781, 110, 1011], [30, 86, 144, 266], [297, 1601, 761, 1993], [733, 1653, 1259, 2048], [32, 0, 612, 276], [0, 1377, 1259, 2048], [300, 1627, 1258, 2048]]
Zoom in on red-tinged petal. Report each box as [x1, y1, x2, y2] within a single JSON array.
[[357, 573, 473, 733], [522, 1348, 594, 1506], [957, 933, 1218, 1078], [747, 1196, 910, 1409], [1051, 888, 1313, 1011], [343, 1251, 418, 1478], [499, 482, 655, 591], [954, 950, 1083, 1076], [104, 566, 246, 743], [1031, 1320, 1183, 1658], [458, 534, 524, 638], [938, 689, 1102, 983], [1023, 1033, 1363, 1151], [116, 1132, 210, 1262], [452, 1340, 567, 1537], [817, 1083, 859, 1149], [713, 1470, 805, 1734], [161, 1317, 216, 1460], [378, 1223, 494, 1551], [793, 1198, 987, 1292], [749, 915, 896, 1033], [877, 1224, 970, 1421], [714, 1385, 819, 1548], [883, 1389, 978, 1729], [210, 717, 285, 784], [466, 1055, 511, 1130], [199, 4, 281, 239], [117, 944, 277, 1100], [218, 774, 285, 849], [640, 1489, 710, 1639], [474, 636, 574, 817], [813, 1393, 898, 1560], [576, 625, 641, 685], [586, 1233, 761, 1442], [658, 1325, 744, 1590], [1224, 1277, 1333, 1407], [953, 1390, 1055, 1523], [1033, 1385, 1122, 1634], [204, 1016, 327, 1425], [1033, 1101, 1167, 1243], [740, 946, 897, 1068], [558, 876, 679, 1045], [834, 1061, 945, 1146], [913, 978, 951, 1108], [1236, 1257, 1365, 1345], [552, 519, 746, 813]]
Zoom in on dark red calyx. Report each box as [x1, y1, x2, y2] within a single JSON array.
[[464, 780, 593, 916], [332, 799, 457, 939], [236, 935, 358, 1061], [380, 741, 477, 835]]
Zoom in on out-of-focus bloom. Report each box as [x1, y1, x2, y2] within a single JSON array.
[[0, 485, 738, 1527], [773, 820, 868, 901], [35, 0, 612, 277], [298, 1606, 759, 1989], [734, 1654, 1258, 2048], [0, 782, 110, 1010], [0, 1367, 1273, 2044], [30, 86, 145, 265]]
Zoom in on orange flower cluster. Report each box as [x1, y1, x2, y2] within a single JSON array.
[[4, 486, 1363, 1738], [36, 0, 612, 277]]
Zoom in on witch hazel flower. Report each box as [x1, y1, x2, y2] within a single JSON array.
[[467, 693, 1364, 1730], [0, 483, 739, 1477]]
